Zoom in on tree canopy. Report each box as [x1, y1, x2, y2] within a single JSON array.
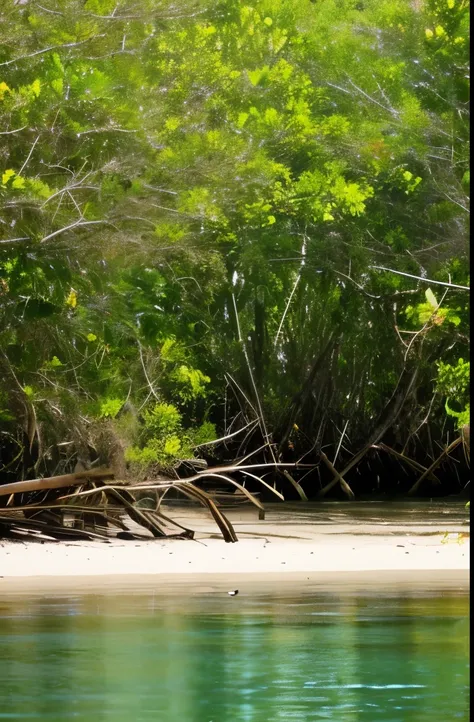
[[0, 0, 470, 497]]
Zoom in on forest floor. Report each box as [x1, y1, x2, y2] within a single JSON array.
[[0, 501, 469, 594]]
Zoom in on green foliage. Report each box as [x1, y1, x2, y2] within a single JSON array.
[[445, 401, 470, 428], [123, 402, 217, 469], [192, 421, 218, 447], [99, 398, 124, 419], [0, 391, 14, 423], [437, 358, 470, 400], [124, 401, 206, 468], [42, 356, 63, 370], [436, 358, 470, 427], [170, 365, 211, 402], [22, 386, 35, 400], [141, 403, 182, 439], [0, 0, 469, 482], [126, 401, 187, 467], [405, 287, 463, 327]]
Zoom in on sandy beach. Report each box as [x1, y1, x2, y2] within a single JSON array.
[[0, 502, 469, 594]]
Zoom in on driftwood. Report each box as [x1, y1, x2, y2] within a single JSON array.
[[0, 461, 281, 542], [0, 468, 115, 498]]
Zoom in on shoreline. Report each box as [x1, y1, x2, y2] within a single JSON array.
[[0, 569, 469, 598], [0, 504, 468, 594], [0, 536, 468, 596]]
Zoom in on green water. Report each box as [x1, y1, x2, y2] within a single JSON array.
[[0, 588, 469, 722]]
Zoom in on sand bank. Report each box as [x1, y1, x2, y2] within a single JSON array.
[[0, 503, 469, 593]]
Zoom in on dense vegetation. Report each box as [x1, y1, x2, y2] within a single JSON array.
[[0, 0, 470, 501]]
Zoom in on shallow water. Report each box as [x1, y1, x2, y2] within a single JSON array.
[[169, 498, 470, 539], [0, 586, 469, 721]]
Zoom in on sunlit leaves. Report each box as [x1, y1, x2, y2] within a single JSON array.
[[0, 82, 11, 100], [99, 397, 123, 418], [0, 0, 469, 478], [66, 290, 77, 308]]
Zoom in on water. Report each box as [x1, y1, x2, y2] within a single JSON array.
[[0, 586, 469, 721]]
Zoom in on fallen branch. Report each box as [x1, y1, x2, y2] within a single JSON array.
[[58, 477, 240, 542], [0, 468, 115, 498], [175, 484, 238, 542]]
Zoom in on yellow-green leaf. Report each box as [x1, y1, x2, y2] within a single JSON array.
[[0, 81, 11, 100], [425, 288, 438, 309], [51, 78, 63, 95], [30, 79, 41, 97], [2, 169, 15, 186], [11, 176, 25, 189], [66, 290, 77, 308]]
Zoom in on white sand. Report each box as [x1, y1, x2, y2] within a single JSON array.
[[0, 505, 469, 590]]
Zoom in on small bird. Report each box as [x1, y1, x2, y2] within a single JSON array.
[[227, 590, 239, 596]]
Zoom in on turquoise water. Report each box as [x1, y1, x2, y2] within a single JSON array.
[[0, 588, 469, 721]]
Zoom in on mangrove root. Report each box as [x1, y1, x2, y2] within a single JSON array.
[[407, 436, 463, 496]]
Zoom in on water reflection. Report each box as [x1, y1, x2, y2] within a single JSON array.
[[0, 590, 469, 721]]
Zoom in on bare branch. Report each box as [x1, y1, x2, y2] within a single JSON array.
[[0, 36, 106, 67], [0, 236, 30, 244], [0, 126, 27, 135], [18, 135, 40, 175], [138, 342, 160, 401], [40, 219, 109, 244], [371, 266, 470, 290], [194, 419, 259, 448], [274, 270, 301, 347]]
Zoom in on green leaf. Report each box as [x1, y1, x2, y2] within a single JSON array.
[[163, 435, 182, 456], [425, 288, 438, 309], [99, 398, 124, 418], [30, 79, 41, 97], [11, 176, 25, 189], [1, 169, 15, 186]]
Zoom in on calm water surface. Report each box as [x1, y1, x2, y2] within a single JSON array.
[[0, 586, 469, 722]]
